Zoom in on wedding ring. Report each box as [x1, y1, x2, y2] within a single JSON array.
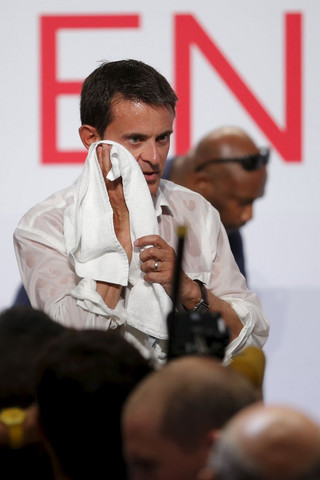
[[154, 260, 159, 272]]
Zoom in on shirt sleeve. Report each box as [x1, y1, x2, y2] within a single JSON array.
[[157, 181, 270, 363], [13, 192, 126, 330], [207, 224, 270, 363]]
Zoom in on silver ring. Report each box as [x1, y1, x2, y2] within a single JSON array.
[[154, 260, 159, 272]]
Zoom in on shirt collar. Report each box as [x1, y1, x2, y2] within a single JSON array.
[[152, 180, 173, 218]]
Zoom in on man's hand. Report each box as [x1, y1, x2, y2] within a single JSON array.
[[134, 235, 176, 296], [134, 234, 198, 306], [95, 143, 132, 308], [134, 234, 242, 341], [97, 143, 132, 262]]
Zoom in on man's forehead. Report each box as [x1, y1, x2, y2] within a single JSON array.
[[111, 95, 174, 114]]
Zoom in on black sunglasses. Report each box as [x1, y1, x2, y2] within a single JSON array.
[[195, 147, 270, 172]]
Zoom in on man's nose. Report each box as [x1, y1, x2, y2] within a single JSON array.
[[139, 141, 160, 164]]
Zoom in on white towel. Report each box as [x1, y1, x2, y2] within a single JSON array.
[[64, 140, 172, 339]]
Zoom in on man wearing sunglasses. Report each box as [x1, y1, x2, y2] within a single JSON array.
[[164, 126, 269, 279]]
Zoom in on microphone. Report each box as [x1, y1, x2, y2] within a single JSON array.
[[166, 225, 230, 360], [228, 346, 266, 391]]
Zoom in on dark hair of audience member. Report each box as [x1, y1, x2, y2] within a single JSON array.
[[0, 306, 66, 410], [0, 306, 68, 480], [35, 328, 154, 480]]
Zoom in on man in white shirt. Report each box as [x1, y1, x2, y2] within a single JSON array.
[[14, 59, 269, 363]]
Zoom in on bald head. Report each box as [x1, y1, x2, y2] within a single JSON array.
[[206, 403, 320, 480], [122, 356, 257, 480], [123, 356, 256, 440], [170, 126, 268, 232], [194, 126, 259, 164]]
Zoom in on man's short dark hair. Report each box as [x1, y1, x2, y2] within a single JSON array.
[[0, 306, 66, 409], [80, 58, 178, 137], [36, 329, 153, 480], [0, 307, 67, 480]]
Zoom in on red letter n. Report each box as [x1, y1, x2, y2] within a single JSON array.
[[174, 13, 302, 162]]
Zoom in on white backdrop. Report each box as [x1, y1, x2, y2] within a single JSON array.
[[1, 0, 320, 419]]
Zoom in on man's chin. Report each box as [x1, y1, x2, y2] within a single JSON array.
[[147, 182, 160, 197]]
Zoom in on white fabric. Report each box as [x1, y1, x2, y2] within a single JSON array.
[[14, 175, 270, 364], [64, 140, 171, 338]]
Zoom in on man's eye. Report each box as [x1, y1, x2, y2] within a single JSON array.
[[129, 136, 141, 144], [157, 134, 170, 144]]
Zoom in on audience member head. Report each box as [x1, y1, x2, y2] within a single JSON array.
[[35, 328, 154, 480], [0, 306, 68, 479], [122, 355, 257, 480], [170, 126, 268, 232], [80, 58, 178, 138], [200, 403, 320, 480], [0, 306, 66, 410]]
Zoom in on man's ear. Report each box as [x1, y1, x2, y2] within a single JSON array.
[[207, 428, 221, 446], [195, 429, 221, 480], [25, 403, 43, 444], [196, 467, 215, 480], [194, 172, 213, 197], [79, 125, 101, 149]]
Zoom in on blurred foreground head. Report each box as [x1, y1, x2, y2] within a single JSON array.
[[200, 403, 320, 480], [0, 306, 66, 409], [36, 329, 153, 480], [122, 355, 257, 480], [0, 306, 67, 480]]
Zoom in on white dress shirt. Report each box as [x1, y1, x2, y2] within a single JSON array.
[[14, 178, 269, 364]]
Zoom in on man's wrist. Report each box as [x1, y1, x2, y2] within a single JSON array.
[[192, 279, 210, 313], [181, 278, 210, 313]]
